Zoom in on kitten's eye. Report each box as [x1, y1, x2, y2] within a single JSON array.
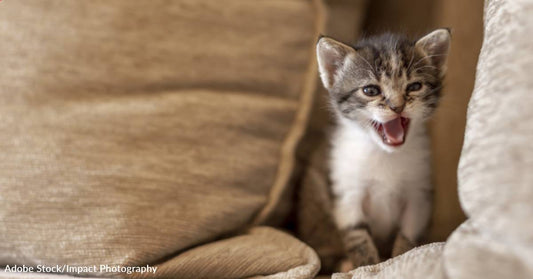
[[362, 85, 381, 97], [406, 82, 422, 92]]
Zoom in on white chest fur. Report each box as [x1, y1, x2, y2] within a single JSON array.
[[330, 118, 432, 242]]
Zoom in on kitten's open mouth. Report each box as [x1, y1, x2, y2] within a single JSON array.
[[372, 117, 410, 147]]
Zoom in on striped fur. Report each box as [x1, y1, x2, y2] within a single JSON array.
[[316, 29, 450, 267]]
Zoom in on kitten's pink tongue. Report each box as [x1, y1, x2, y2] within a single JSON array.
[[382, 118, 404, 144]]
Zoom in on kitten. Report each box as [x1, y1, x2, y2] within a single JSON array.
[[316, 29, 450, 267]]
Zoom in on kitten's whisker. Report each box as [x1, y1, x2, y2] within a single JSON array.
[[355, 52, 377, 78], [411, 65, 438, 72], [415, 72, 438, 79], [410, 53, 447, 70], [421, 86, 443, 99], [407, 49, 416, 72]]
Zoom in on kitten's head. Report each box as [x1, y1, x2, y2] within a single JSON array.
[[317, 29, 450, 152]]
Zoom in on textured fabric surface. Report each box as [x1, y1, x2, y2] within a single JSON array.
[[444, 0, 533, 278], [149, 227, 320, 279], [0, 271, 97, 279], [1, 228, 320, 279], [444, 221, 533, 279], [331, 243, 445, 279], [0, 0, 323, 278]]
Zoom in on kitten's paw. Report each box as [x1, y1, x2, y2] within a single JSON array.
[[338, 258, 354, 273], [392, 233, 416, 257], [343, 229, 380, 267]]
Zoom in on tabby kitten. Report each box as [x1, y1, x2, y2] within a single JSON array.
[[316, 29, 450, 267]]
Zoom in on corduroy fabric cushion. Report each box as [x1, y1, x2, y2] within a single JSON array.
[[0, 0, 323, 278]]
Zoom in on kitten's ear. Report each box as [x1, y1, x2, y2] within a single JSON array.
[[316, 36, 355, 90], [415, 28, 451, 72]]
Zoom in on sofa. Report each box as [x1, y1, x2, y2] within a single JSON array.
[[1, 0, 531, 278]]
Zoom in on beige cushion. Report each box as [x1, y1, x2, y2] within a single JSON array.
[[149, 227, 320, 279], [444, 0, 533, 278], [332, 243, 445, 279], [0, 0, 323, 277], [0, 272, 96, 279], [1, 228, 319, 279]]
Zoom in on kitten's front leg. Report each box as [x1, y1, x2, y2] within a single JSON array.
[[392, 189, 432, 257], [341, 225, 380, 267], [334, 191, 380, 267]]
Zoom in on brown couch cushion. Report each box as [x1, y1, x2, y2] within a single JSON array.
[[0, 0, 323, 277], [146, 227, 320, 279]]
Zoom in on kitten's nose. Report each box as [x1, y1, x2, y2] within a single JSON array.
[[388, 103, 405, 114]]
